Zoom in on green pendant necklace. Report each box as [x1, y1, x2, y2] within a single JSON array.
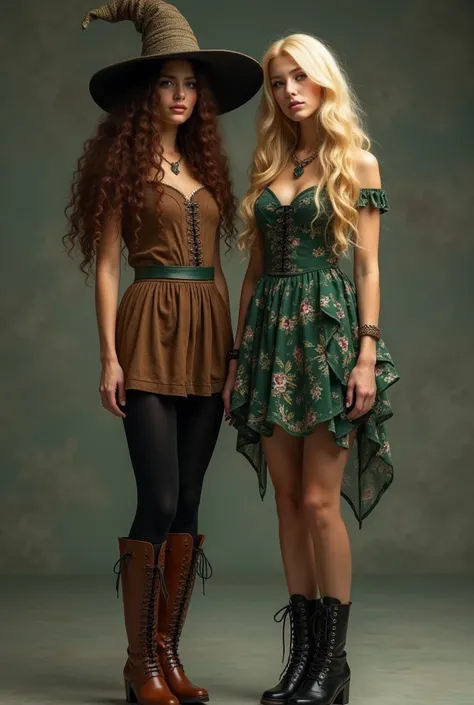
[[292, 151, 317, 179], [162, 154, 183, 176]]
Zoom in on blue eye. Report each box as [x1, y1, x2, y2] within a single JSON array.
[[271, 80, 284, 88]]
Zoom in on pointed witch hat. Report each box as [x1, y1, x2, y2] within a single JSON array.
[[82, 0, 263, 114]]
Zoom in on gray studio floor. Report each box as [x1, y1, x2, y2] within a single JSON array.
[[1, 576, 473, 705]]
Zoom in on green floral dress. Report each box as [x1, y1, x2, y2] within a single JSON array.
[[230, 186, 399, 527]]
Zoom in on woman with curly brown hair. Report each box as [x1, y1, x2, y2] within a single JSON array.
[[64, 2, 262, 704]]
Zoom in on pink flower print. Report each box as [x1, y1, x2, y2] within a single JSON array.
[[300, 301, 313, 316], [313, 247, 326, 258], [291, 238, 300, 247], [280, 316, 292, 331], [338, 336, 349, 352], [363, 486, 375, 503], [375, 365, 383, 377], [334, 302, 345, 320], [293, 346, 303, 362], [320, 295, 330, 308], [233, 378, 242, 393], [304, 411, 317, 428], [311, 384, 323, 401], [244, 326, 254, 342], [377, 441, 391, 457], [272, 373, 287, 395]]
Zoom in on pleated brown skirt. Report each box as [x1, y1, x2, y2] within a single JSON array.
[[116, 279, 233, 397]]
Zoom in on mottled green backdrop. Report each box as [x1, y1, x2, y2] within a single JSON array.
[[1, 0, 473, 576]]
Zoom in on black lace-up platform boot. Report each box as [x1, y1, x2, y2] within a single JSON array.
[[261, 595, 321, 705]]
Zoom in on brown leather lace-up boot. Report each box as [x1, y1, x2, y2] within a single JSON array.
[[115, 538, 179, 705], [158, 533, 211, 704]]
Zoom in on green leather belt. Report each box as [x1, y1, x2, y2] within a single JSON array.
[[134, 266, 215, 281]]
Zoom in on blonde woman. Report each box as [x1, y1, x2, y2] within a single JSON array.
[[223, 35, 399, 705]]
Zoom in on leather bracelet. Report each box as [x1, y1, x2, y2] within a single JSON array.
[[227, 349, 240, 361], [359, 324, 381, 341]]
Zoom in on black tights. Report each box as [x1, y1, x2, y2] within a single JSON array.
[[123, 390, 224, 545]]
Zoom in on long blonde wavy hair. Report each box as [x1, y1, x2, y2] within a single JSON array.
[[240, 34, 370, 255]]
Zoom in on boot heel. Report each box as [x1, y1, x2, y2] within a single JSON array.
[[125, 680, 137, 703], [335, 681, 350, 704]]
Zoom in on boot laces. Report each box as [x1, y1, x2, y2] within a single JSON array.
[[195, 546, 213, 595], [113, 552, 169, 603], [164, 545, 212, 671], [274, 602, 308, 680], [113, 550, 167, 678], [308, 605, 337, 682], [113, 552, 132, 599], [141, 560, 168, 677]]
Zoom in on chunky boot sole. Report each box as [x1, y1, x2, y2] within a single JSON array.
[[125, 680, 138, 703], [334, 681, 350, 704], [178, 697, 209, 704], [260, 699, 287, 705]]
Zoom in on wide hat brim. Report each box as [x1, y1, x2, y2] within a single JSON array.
[[89, 49, 263, 114]]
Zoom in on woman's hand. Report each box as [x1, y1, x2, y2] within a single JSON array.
[[222, 361, 238, 425], [345, 359, 376, 421], [99, 359, 126, 418]]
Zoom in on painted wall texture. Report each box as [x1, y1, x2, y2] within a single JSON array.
[[1, 0, 473, 576]]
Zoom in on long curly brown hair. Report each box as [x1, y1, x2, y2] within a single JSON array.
[[64, 66, 238, 276]]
